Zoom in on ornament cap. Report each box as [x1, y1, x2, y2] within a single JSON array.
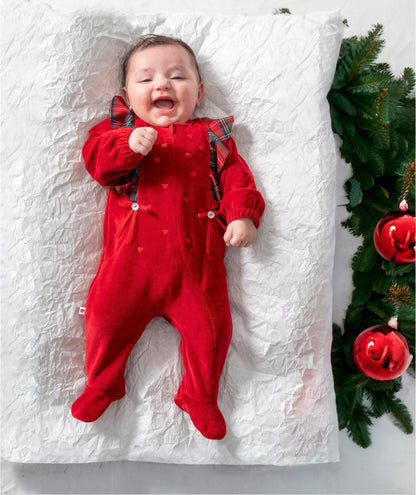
[[399, 200, 409, 212], [387, 316, 398, 329]]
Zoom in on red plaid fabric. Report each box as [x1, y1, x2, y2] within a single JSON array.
[[112, 168, 139, 200], [111, 95, 135, 128], [202, 117, 233, 206], [110, 96, 138, 199]]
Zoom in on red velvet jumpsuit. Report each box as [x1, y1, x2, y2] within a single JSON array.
[[72, 110, 265, 439]]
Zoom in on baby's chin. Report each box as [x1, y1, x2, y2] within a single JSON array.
[[139, 110, 196, 128], [147, 116, 178, 127]]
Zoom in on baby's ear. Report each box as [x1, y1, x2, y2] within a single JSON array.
[[196, 82, 204, 107], [122, 87, 131, 108]]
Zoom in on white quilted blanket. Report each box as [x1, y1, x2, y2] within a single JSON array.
[[1, 2, 343, 464]]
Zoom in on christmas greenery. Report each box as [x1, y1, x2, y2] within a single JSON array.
[[328, 24, 415, 447]]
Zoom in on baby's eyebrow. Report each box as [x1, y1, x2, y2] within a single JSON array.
[[136, 68, 153, 74], [167, 64, 188, 72]]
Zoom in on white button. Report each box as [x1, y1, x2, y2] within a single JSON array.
[[132, 203, 139, 211], [207, 211, 215, 219]]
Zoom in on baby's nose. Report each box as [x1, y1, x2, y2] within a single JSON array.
[[154, 77, 171, 90]]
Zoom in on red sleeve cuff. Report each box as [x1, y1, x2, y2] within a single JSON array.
[[110, 127, 138, 165], [220, 188, 265, 228]]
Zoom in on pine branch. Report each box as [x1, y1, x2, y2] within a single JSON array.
[[346, 391, 373, 448], [389, 397, 414, 434], [329, 23, 415, 448], [348, 71, 393, 93], [351, 243, 379, 271], [332, 25, 385, 90]]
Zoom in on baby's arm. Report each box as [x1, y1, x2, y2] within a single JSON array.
[[83, 121, 158, 186], [223, 218, 257, 248], [219, 138, 265, 247], [83, 119, 141, 186]]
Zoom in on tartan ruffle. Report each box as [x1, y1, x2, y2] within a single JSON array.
[[111, 96, 135, 129], [203, 116, 233, 206]]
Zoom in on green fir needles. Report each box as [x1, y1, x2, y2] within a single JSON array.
[[328, 24, 415, 447]]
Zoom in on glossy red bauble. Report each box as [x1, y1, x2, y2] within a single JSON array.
[[373, 211, 415, 263], [353, 325, 412, 380]]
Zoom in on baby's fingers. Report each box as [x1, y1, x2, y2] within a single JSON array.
[[223, 223, 245, 247], [223, 225, 234, 246], [142, 127, 158, 143], [129, 127, 158, 155], [141, 129, 158, 154], [223, 219, 257, 248], [231, 235, 245, 247], [140, 133, 156, 149]]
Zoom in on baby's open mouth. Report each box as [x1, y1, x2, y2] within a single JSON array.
[[153, 98, 175, 110]]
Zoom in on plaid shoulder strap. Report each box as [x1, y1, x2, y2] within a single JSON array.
[[111, 95, 135, 128], [202, 117, 234, 205], [110, 96, 139, 200]]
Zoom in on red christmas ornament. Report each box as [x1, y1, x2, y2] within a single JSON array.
[[373, 209, 415, 263], [353, 325, 412, 381]]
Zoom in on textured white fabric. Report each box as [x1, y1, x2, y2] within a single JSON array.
[[1, 1, 343, 464]]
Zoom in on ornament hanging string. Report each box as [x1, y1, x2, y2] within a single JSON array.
[[399, 161, 415, 211]]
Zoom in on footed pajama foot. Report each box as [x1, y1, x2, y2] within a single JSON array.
[[175, 395, 226, 440], [71, 382, 125, 423]]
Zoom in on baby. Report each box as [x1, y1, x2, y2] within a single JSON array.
[[71, 34, 265, 440]]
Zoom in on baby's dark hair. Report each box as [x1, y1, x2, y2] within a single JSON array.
[[121, 34, 202, 87]]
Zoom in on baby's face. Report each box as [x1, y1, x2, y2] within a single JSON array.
[[123, 44, 203, 127]]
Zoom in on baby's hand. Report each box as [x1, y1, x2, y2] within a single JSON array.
[[223, 218, 257, 248], [128, 127, 158, 155]]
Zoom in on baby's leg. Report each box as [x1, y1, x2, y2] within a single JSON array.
[[71, 255, 153, 422], [71, 380, 126, 423], [167, 277, 232, 439]]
